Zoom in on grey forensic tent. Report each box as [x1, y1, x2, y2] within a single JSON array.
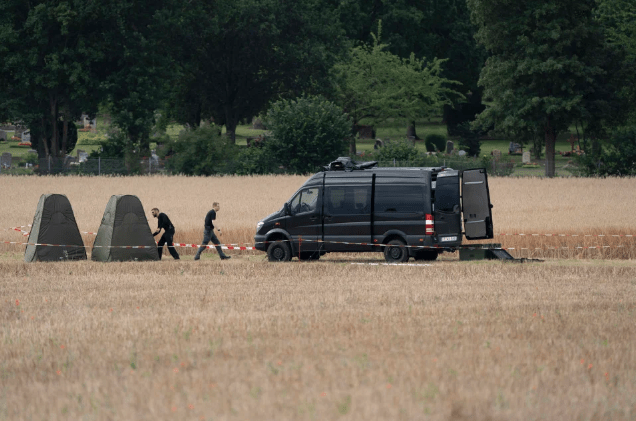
[[24, 194, 87, 262], [91, 195, 159, 262]]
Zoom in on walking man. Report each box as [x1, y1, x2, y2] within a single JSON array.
[[151, 208, 180, 260], [194, 202, 231, 260]]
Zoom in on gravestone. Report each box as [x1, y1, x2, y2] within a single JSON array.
[[522, 151, 531, 164], [77, 149, 88, 163], [458, 150, 467, 157], [446, 140, 454, 154], [1, 152, 12, 168], [0, 130, 6, 141], [492, 149, 501, 161], [373, 139, 384, 150], [251, 117, 266, 130], [355, 125, 375, 139], [509, 142, 522, 154]]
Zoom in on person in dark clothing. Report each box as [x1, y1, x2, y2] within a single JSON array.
[[194, 202, 230, 260], [151, 208, 180, 260]]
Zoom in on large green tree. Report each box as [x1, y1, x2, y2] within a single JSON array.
[[468, 0, 622, 177], [0, 0, 108, 158], [0, 0, 175, 162], [334, 25, 460, 154], [167, 0, 347, 142], [328, 0, 487, 134], [596, 0, 636, 123]]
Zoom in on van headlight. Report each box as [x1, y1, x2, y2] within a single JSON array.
[[256, 221, 264, 232]]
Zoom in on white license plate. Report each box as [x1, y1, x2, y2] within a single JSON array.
[[440, 236, 458, 242]]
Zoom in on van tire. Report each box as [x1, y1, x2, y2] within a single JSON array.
[[414, 250, 438, 261], [384, 239, 409, 263], [267, 241, 291, 262]]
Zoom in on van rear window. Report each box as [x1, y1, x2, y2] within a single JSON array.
[[435, 177, 460, 212], [375, 185, 425, 213]]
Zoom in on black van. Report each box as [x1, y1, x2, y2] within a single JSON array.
[[254, 158, 493, 262]]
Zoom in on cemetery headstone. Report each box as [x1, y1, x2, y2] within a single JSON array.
[[0, 130, 6, 141], [446, 140, 454, 154], [522, 151, 531, 164], [251, 117, 266, 130], [492, 149, 501, 161], [1, 152, 12, 168], [458, 150, 467, 157], [374, 139, 384, 150]]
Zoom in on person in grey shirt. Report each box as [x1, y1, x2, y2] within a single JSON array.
[[194, 202, 230, 260]]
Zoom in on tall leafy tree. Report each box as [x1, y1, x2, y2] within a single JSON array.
[[595, 0, 636, 123], [167, 0, 347, 142], [97, 0, 177, 159], [334, 25, 460, 153], [328, 0, 487, 134], [0, 0, 107, 158], [468, 0, 622, 177]]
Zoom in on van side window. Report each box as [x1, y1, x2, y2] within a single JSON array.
[[327, 186, 371, 215], [291, 188, 319, 215], [375, 185, 424, 213]]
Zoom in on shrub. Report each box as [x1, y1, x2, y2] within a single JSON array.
[[480, 155, 515, 176], [232, 143, 281, 175], [424, 134, 447, 152], [456, 122, 481, 157], [374, 139, 420, 164], [162, 125, 238, 175], [577, 126, 636, 176], [265, 95, 352, 174], [24, 153, 38, 165]]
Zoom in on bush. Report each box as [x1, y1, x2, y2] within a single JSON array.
[[480, 155, 515, 176], [456, 122, 481, 157], [374, 139, 420, 163], [424, 134, 447, 152], [265, 95, 352, 174], [24, 153, 38, 166], [578, 126, 636, 176], [232, 143, 282, 175], [162, 125, 238, 175]]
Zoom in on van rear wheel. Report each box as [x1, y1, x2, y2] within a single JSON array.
[[267, 241, 291, 262], [384, 239, 409, 263]]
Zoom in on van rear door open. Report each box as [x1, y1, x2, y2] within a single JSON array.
[[461, 168, 494, 240]]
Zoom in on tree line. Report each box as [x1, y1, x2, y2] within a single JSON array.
[[0, 0, 634, 176]]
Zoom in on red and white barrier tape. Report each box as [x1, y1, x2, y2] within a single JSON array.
[[8, 225, 30, 236], [1, 239, 631, 252], [1, 241, 255, 250]]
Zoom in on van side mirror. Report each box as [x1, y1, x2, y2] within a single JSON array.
[[283, 202, 290, 215]]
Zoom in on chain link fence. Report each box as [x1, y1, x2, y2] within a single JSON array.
[[37, 157, 167, 175], [0, 155, 577, 177]]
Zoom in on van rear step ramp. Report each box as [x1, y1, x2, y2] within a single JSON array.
[[459, 244, 543, 263]]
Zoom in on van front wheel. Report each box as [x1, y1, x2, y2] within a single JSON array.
[[384, 239, 409, 263], [267, 241, 291, 262]]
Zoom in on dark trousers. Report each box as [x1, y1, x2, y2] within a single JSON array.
[[158, 228, 180, 259], [195, 229, 227, 258]]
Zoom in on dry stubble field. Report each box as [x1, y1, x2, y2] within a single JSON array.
[[1, 175, 636, 420]]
